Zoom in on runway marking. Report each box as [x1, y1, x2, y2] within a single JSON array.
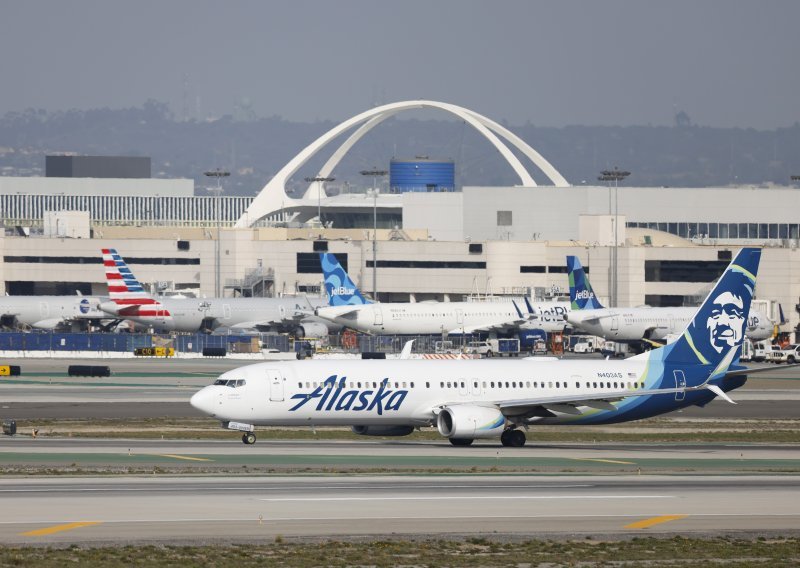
[[20, 521, 102, 537], [151, 454, 213, 462], [258, 495, 671, 502], [8, 512, 798, 527], [624, 515, 688, 529], [571, 458, 636, 465], [0, 484, 594, 494]]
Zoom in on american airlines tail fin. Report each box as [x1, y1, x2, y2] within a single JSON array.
[[319, 253, 370, 306], [567, 256, 604, 310], [659, 247, 761, 368], [101, 248, 165, 315]]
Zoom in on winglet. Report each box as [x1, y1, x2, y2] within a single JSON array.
[[512, 300, 524, 319], [400, 340, 415, 360]]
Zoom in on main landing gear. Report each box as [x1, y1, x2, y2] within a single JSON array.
[[500, 428, 526, 447], [448, 438, 474, 446], [241, 432, 257, 445]]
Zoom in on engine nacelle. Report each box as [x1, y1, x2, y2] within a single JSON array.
[[294, 321, 329, 339], [351, 425, 415, 437], [436, 405, 506, 440]]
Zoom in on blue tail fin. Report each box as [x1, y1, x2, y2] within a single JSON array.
[[567, 256, 604, 309], [662, 247, 761, 366], [319, 253, 370, 306]]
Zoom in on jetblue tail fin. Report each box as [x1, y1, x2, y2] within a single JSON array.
[[567, 256, 604, 309], [662, 247, 761, 367], [319, 253, 370, 306]]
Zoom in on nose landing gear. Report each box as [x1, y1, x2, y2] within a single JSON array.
[[241, 432, 257, 445]]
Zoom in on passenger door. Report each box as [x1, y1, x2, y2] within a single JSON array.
[[673, 370, 686, 401], [373, 305, 383, 326], [268, 369, 284, 402]]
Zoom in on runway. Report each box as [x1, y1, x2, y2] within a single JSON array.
[[2, 437, 799, 473], [0, 475, 798, 544]]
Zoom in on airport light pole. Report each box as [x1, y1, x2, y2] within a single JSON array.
[[304, 176, 335, 228], [598, 167, 630, 308], [361, 169, 387, 302], [204, 168, 230, 297]]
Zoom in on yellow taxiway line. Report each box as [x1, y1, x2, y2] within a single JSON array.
[[21, 521, 102, 537], [151, 454, 213, 462], [571, 458, 636, 465], [625, 514, 688, 529]]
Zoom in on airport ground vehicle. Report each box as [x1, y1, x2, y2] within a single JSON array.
[[466, 338, 520, 357], [771, 344, 800, 364], [599, 341, 630, 358], [766, 344, 785, 363]]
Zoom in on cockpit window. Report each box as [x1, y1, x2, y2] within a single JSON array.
[[214, 379, 245, 388]]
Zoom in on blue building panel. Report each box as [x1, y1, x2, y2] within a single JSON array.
[[390, 159, 455, 193]]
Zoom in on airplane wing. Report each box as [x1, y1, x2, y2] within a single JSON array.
[[439, 374, 746, 420], [492, 385, 693, 417]]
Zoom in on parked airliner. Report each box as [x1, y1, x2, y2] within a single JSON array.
[[565, 255, 774, 344], [313, 253, 567, 335], [0, 294, 108, 330], [191, 248, 764, 447], [98, 249, 332, 336]]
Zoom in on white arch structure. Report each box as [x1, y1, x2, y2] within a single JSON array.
[[236, 100, 569, 227]]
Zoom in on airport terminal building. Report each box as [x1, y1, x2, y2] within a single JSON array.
[[1, 101, 798, 338]]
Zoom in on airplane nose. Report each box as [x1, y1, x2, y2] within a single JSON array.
[[190, 387, 216, 416]]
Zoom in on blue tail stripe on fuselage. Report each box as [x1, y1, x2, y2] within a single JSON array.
[[319, 253, 370, 306]]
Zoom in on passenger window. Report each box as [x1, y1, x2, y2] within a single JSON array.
[[490, 382, 495, 388], [512, 382, 517, 388], [410, 382, 414, 388], [555, 382, 560, 388], [447, 382, 452, 388]]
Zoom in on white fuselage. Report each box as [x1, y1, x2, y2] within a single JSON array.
[[101, 296, 332, 334], [190, 358, 652, 427], [316, 300, 570, 335], [0, 296, 108, 329], [567, 306, 773, 342]]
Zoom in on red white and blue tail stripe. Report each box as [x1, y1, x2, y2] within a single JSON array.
[[101, 248, 169, 317]]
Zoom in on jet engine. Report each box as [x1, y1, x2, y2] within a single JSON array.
[[351, 425, 415, 437], [293, 321, 329, 339], [436, 405, 506, 439]]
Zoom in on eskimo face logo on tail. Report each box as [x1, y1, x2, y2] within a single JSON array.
[[289, 375, 407, 415], [706, 291, 746, 353]]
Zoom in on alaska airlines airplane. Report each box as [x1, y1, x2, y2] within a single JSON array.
[[565, 255, 774, 344], [314, 253, 567, 335], [191, 248, 764, 447], [0, 295, 108, 330], [98, 249, 332, 336]]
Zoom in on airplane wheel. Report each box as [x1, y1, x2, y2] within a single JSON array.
[[508, 430, 526, 447], [500, 429, 512, 447], [242, 432, 256, 445], [449, 438, 474, 447]]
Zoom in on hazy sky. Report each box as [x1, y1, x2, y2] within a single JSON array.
[[2, 0, 798, 128]]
